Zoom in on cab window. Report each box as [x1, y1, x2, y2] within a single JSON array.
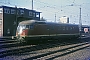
[[26, 25, 29, 29]]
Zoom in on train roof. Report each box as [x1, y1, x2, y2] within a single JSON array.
[[19, 20, 37, 25], [19, 20, 78, 26]]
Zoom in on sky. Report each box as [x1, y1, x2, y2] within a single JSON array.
[[0, 0, 90, 25]]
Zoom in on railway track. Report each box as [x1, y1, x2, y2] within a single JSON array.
[[0, 37, 90, 60]]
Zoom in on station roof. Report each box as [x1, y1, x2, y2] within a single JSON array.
[[0, 5, 41, 13]]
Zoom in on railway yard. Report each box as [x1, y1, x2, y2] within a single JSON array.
[[0, 34, 90, 60], [0, 0, 90, 60]]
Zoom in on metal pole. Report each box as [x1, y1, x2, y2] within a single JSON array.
[[15, 6, 17, 36], [32, 0, 33, 10], [15, 6, 17, 27], [79, 7, 82, 37], [32, 0, 33, 19], [55, 13, 56, 22]]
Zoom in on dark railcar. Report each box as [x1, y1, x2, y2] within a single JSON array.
[[14, 20, 80, 42]]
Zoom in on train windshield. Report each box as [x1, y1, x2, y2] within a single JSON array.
[[17, 24, 33, 34], [17, 25, 26, 34]]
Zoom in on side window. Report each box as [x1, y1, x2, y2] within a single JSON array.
[[0, 8, 3, 13], [73, 27, 75, 30], [59, 26, 62, 30], [66, 27, 68, 30], [20, 10, 24, 15], [71, 27, 72, 30], [36, 13, 39, 17], [29, 11, 32, 16], [4, 8, 10, 14], [33, 13, 36, 17], [50, 25, 54, 30], [11, 9, 15, 14], [63, 27, 65, 30], [30, 25, 33, 29]]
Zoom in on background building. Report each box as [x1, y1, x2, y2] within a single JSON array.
[[0, 6, 41, 36], [60, 16, 69, 23]]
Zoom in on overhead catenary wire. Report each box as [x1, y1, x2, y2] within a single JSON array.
[[33, 0, 89, 24], [0, 0, 90, 24]]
